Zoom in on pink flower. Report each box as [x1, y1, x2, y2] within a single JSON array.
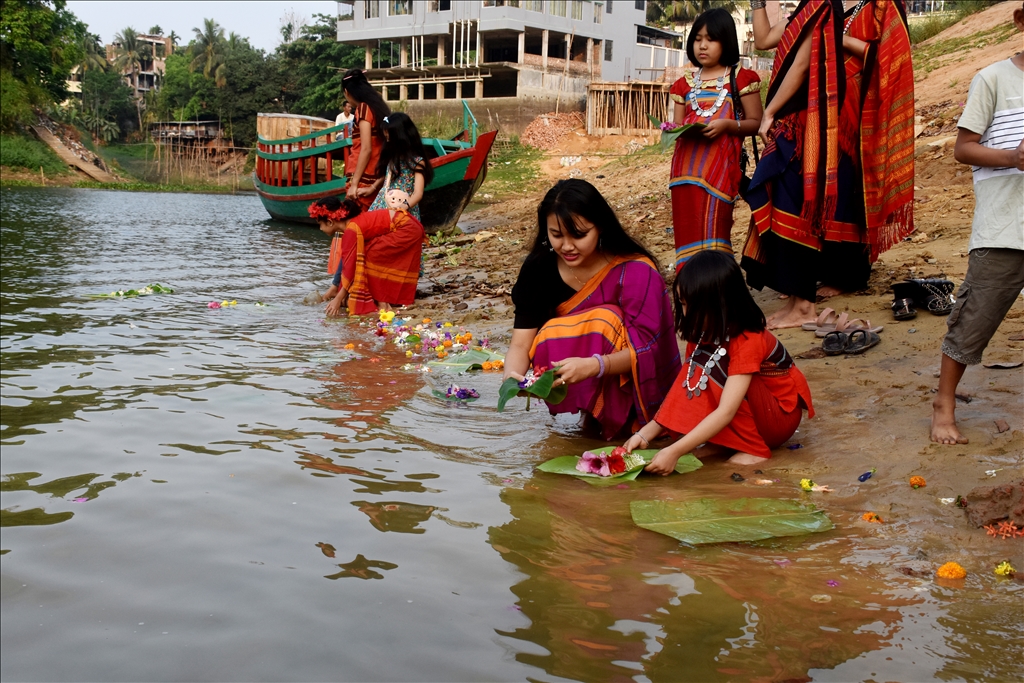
[[576, 451, 610, 476], [207, 301, 221, 309]]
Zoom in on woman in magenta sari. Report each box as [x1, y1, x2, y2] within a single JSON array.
[[503, 180, 680, 439]]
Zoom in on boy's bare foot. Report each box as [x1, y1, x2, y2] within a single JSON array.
[[816, 284, 842, 299], [727, 452, 765, 465], [931, 398, 969, 444], [767, 297, 816, 329]]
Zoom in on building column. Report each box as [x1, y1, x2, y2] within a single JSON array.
[[586, 37, 593, 69], [437, 36, 446, 66], [541, 29, 548, 70], [476, 26, 482, 66], [455, 81, 462, 99], [565, 33, 572, 62], [364, 46, 372, 69], [517, 32, 525, 63], [400, 40, 407, 67], [399, 84, 407, 100], [475, 79, 483, 98], [381, 83, 388, 102]]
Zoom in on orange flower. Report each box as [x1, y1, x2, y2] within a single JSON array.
[[909, 476, 926, 489], [996, 521, 1020, 539], [423, 318, 432, 324], [344, 343, 355, 350], [464, 332, 473, 340], [443, 340, 452, 348], [493, 359, 504, 369], [862, 512, 883, 523], [481, 361, 493, 371], [936, 562, 966, 580]]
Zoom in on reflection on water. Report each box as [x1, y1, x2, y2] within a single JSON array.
[[2, 188, 1022, 682]]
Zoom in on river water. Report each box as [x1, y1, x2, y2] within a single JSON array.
[[1, 187, 1020, 682]]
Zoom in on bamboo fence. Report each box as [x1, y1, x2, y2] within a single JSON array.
[[586, 81, 671, 136]]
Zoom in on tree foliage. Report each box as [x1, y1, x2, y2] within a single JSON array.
[[278, 13, 366, 118], [647, 0, 737, 27], [0, 0, 84, 129], [190, 18, 226, 87]]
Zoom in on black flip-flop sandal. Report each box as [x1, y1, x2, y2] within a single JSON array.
[[891, 297, 917, 320], [845, 329, 881, 354], [822, 331, 849, 356]]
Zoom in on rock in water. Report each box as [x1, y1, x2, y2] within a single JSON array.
[[303, 291, 322, 306], [964, 480, 1024, 527]]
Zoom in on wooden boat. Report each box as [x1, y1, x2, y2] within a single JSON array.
[[253, 103, 496, 232]]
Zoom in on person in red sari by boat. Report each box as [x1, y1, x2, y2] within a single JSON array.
[[341, 69, 391, 211], [624, 251, 814, 470], [503, 179, 681, 440], [741, 0, 914, 328], [311, 193, 425, 317]]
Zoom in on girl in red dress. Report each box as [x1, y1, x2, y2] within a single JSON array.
[[668, 8, 762, 273], [624, 251, 814, 471]]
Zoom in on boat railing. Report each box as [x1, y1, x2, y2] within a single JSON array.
[[462, 101, 478, 147], [255, 123, 351, 189]]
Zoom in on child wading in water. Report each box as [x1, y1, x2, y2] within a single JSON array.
[[668, 8, 762, 272], [365, 112, 434, 221], [624, 251, 814, 472]]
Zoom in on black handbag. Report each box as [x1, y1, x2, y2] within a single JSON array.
[[729, 66, 759, 199]]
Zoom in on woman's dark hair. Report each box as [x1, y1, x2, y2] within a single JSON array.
[[342, 68, 391, 128], [673, 251, 765, 344], [530, 179, 657, 266], [377, 112, 434, 185], [686, 8, 741, 68]]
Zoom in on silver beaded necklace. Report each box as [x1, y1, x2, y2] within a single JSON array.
[[684, 336, 728, 399], [844, 0, 869, 35], [688, 67, 729, 118]]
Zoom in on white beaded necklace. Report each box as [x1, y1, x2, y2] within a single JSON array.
[[688, 67, 729, 118], [844, 0, 869, 34], [684, 336, 728, 399]]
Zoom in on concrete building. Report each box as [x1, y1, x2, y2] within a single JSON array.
[[105, 33, 173, 97], [335, 0, 650, 111]]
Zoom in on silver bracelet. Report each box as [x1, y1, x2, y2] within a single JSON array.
[[635, 432, 650, 448], [750, 0, 767, 9]]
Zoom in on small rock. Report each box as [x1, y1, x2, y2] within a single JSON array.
[[730, 472, 745, 482], [908, 328, 916, 334], [964, 480, 1024, 527], [994, 419, 1010, 434]]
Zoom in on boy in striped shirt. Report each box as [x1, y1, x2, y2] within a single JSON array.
[[931, 2, 1024, 445]]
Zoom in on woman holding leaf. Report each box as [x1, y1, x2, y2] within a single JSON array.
[[503, 180, 680, 440], [667, 9, 762, 273]]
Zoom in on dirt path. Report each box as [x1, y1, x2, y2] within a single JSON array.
[[29, 125, 120, 183]]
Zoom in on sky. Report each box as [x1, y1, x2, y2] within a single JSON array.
[[66, 1, 339, 53]]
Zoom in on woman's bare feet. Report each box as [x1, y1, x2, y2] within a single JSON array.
[[766, 296, 817, 330], [931, 397, 969, 444], [816, 284, 842, 299], [727, 452, 766, 465]]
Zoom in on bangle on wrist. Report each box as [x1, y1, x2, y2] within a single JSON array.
[[635, 432, 650, 448], [750, 0, 766, 9], [592, 353, 605, 378]]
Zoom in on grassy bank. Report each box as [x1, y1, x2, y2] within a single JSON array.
[[479, 136, 543, 200], [0, 133, 71, 176], [0, 174, 251, 194]]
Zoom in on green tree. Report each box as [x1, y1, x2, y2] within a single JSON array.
[[79, 67, 135, 140], [190, 18, 226, 87], [148, 25, 162, 35], [78, 31, 107, 73], [278, 13, 364, 117], [112, 26, 150, 92], [168, 30, 179, 47], [0, 0, 84, 113], [647, 0, 737, 27]]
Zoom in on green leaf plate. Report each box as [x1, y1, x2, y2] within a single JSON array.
[[88, 283, 175, 298], [630, 497, 834, 545], [427, 348, 504, 373], [496, 369, 567, 411], [537, 446, 702, 487]]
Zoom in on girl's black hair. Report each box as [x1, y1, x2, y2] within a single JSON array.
[[341, 68, 391, 128], [686, 8, 741, 68], [529, 179, 657, 266], [673, 250, 765, 344], [377, 112, 434, 185], [311, 195, 362, 220]]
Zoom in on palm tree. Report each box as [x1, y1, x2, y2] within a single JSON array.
[[112, 27, 152, 130], [79, 32, 108, 73], [168, 30, 180, 48], [190, 18, 227, 87], [149, 25, 163, 35], [647, 0, 737, 27]]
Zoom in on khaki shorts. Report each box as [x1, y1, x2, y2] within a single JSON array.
[[942, 248, 1024, 366]]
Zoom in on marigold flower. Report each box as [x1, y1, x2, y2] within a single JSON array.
[[406, 350, 413, 357], [443, 322, 453, 327], [800, 479, 814, 491], [481, 361, 493, 371], [862, 512, 883, 523], [909, 476, 926, 489], [936, 562, 966, 580], [464, 332, 473, 340], [995, 561, 1016, 576], [493, 360, 504, 369], [443, 340, 452, 348], [344, 343, 355, 350]]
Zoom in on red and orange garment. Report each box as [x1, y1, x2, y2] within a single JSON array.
[[339, 209, 424, 316]]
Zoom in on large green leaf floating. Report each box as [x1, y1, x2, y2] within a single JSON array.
[[537, 446, 702, 487], [427, 348, 504, 373], [496, 369, 567, 411], [630, 497, 834, 545], [88, 283, 174, 299]]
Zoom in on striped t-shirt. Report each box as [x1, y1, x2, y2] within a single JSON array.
[[958, 59, 1024, 251]]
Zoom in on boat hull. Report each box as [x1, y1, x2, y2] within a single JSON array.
[[255, 128, 496, 233]]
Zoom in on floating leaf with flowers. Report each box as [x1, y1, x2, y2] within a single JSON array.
[[496, 368, 568, 412], [630, 497, 834, 546], [647, 114, 707, 152], [428, 347, 505, 373], [537, 446, 702, 486], [89, 283, 174, 298], [433, 384, 480, 402]]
